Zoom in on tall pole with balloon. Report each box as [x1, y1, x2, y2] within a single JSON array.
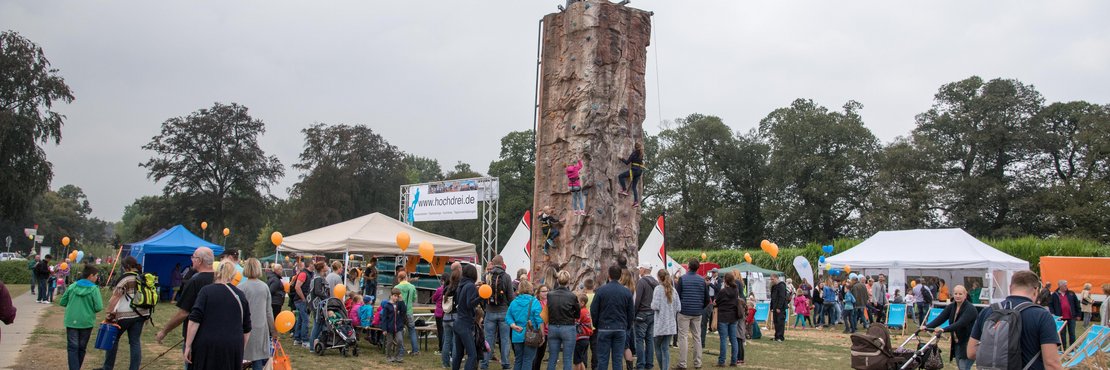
[[200, 221, 208, 241]]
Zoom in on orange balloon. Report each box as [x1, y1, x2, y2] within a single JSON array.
[[271, 231, 283, 247], [478, 284, 493, 299], [419, 241, 435, 263], [744, 252, 752, 263], [769, 243, 779, 259], [700, 253, 707, 260], [283, 281, 290, 293], [59, 262, 69, 270], [61, 236, 71, 247], [233, 272, 242, 285], [201, 221, 208, 230], [334, 284, 347, 299], [275, 310, 296, 333], [396, 232, 411, 252], [222, 228, 230, 236], [911, 281, 917, 288], [844, 265, 852, 274], [69, 251, 77, 261], [760, 239, 772, 252]]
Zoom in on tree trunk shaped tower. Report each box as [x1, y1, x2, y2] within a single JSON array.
[[532, 1, 651, 286]]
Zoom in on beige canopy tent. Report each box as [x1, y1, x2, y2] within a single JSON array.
[[276, 212, 477, 257]]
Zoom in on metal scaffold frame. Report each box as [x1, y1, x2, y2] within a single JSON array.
[[399, 176, 499, 266]]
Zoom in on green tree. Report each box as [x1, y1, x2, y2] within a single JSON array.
[[912, 77, 1044, 236], [1013, 101, 1110, 239], [651, 114, 735, 249], [288, 123, 406, 232], [714, 132, 770, 248], [861, 139, 940, 233], [759, 99, 880, 244], [0, 31, 75, 221], [116, 195, 180, 243], [403, 154, 444, 184], [141, 102, 284, 247], [445, 162, 482, 179], [488, 130, 536, 244]]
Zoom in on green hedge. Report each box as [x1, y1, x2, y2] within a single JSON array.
[[0, 260, 35, 284], [0, 260, 120, 285], [670, 237, 1110, 282]]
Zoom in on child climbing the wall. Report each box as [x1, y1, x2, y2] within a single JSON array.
[[566, 159, 585, 215], [616, 142, 645, 207], [539, 206, 565, 255]]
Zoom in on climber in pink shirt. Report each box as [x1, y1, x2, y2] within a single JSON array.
[[566, 159, 586, 215]]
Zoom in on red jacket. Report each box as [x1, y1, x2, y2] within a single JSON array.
[[0, 282, 17, 343]]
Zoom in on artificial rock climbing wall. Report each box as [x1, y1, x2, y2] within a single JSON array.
[[532, 0, 651, 286]]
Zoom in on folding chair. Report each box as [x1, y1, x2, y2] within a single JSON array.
[[1061, 325, 1108, 367]]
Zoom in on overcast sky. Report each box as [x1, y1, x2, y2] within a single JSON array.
[[4, 1, 1108, 222]]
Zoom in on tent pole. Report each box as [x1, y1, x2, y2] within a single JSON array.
[[344, 249, 350, 284]]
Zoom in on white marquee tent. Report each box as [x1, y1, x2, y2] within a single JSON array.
[[825, 228, 1029, 303], [276, 212, 477, 257]]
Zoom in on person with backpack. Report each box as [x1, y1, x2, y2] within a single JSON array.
[[483, 255, 516, 370], [98, 256, 151, 370], [453, 264, 482, 370], [289, 260, 312, 348], [34, 254, 52, 303], [307, 262, 331, 349], [968, 270, 1063, 370], [924, 285, 978, 370]]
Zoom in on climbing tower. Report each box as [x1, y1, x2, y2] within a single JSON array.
[[532, 0, 652, 285]]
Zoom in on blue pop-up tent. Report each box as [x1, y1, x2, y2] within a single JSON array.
[[127, 225, 224, 299]]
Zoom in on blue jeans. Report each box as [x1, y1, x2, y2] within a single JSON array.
[[294, 301, 309, 342], [956, 358, 974, 370], [248, 359, 268, 369], [717, 322, 738, 365], [571, 187, 585, 211], [408, 313, 418, 353], [822, 303, 835, 326], [854, 308, 867, 330], [547, 325, 577, 370], [442, 318, 456, 367], [652, 335, 671, 370], [37, 278, 49, 301], [617, 167, 643, 203], [67, 327, 92, 370], [596, 329, 626, 370], [310, 303, 325, 344], [101, 317, 145, 370], [633, 312, 653, 369], [513, 342, 538, 370], [453, 321, 478, 370], [483, 310, 512, 369], [844, 307, 857, 332]]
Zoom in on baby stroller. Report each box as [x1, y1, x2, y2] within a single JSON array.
[[314, 297, 359, 357], [850, 325, 895, 370], [891, 329, 943, 370]]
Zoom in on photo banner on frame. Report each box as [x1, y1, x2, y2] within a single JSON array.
[[886, 303, 907, 328], [755, 301, 770, 322]]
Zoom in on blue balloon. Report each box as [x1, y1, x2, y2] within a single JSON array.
[[823, 245, 834, 254], [818, 256, 826, 264], [829, 269, 840, 275]]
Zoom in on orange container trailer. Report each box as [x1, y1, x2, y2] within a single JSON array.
[[1039, 256, 1110, 298]]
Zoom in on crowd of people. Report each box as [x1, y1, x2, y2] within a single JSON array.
[[7, 243, 1104, 370]]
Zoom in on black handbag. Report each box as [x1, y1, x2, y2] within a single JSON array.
[[524, 299, 544, 348]]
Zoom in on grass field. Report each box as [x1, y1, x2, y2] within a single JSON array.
[[12, 288, 1104, 369]]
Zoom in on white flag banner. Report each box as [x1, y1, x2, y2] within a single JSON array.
[[793, 256, 814, 286]]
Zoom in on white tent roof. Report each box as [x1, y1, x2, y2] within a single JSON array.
[[276, 212, 477, 257], [825, 228, 1028, 271]]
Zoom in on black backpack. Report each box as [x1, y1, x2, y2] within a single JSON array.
[[488, 272, 510, 306], [308, 275, 329, 310], [975, 301, 1041, 370]]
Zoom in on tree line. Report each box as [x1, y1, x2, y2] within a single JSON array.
[[3, 30, 1106, 256], [645, 77, 1109, 249]]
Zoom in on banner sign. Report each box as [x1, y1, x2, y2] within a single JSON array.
[[926, 307, 947, 328], [407, 180, 480, 221], [755, 301, 770, 322], [887, 303, 907, 328]]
